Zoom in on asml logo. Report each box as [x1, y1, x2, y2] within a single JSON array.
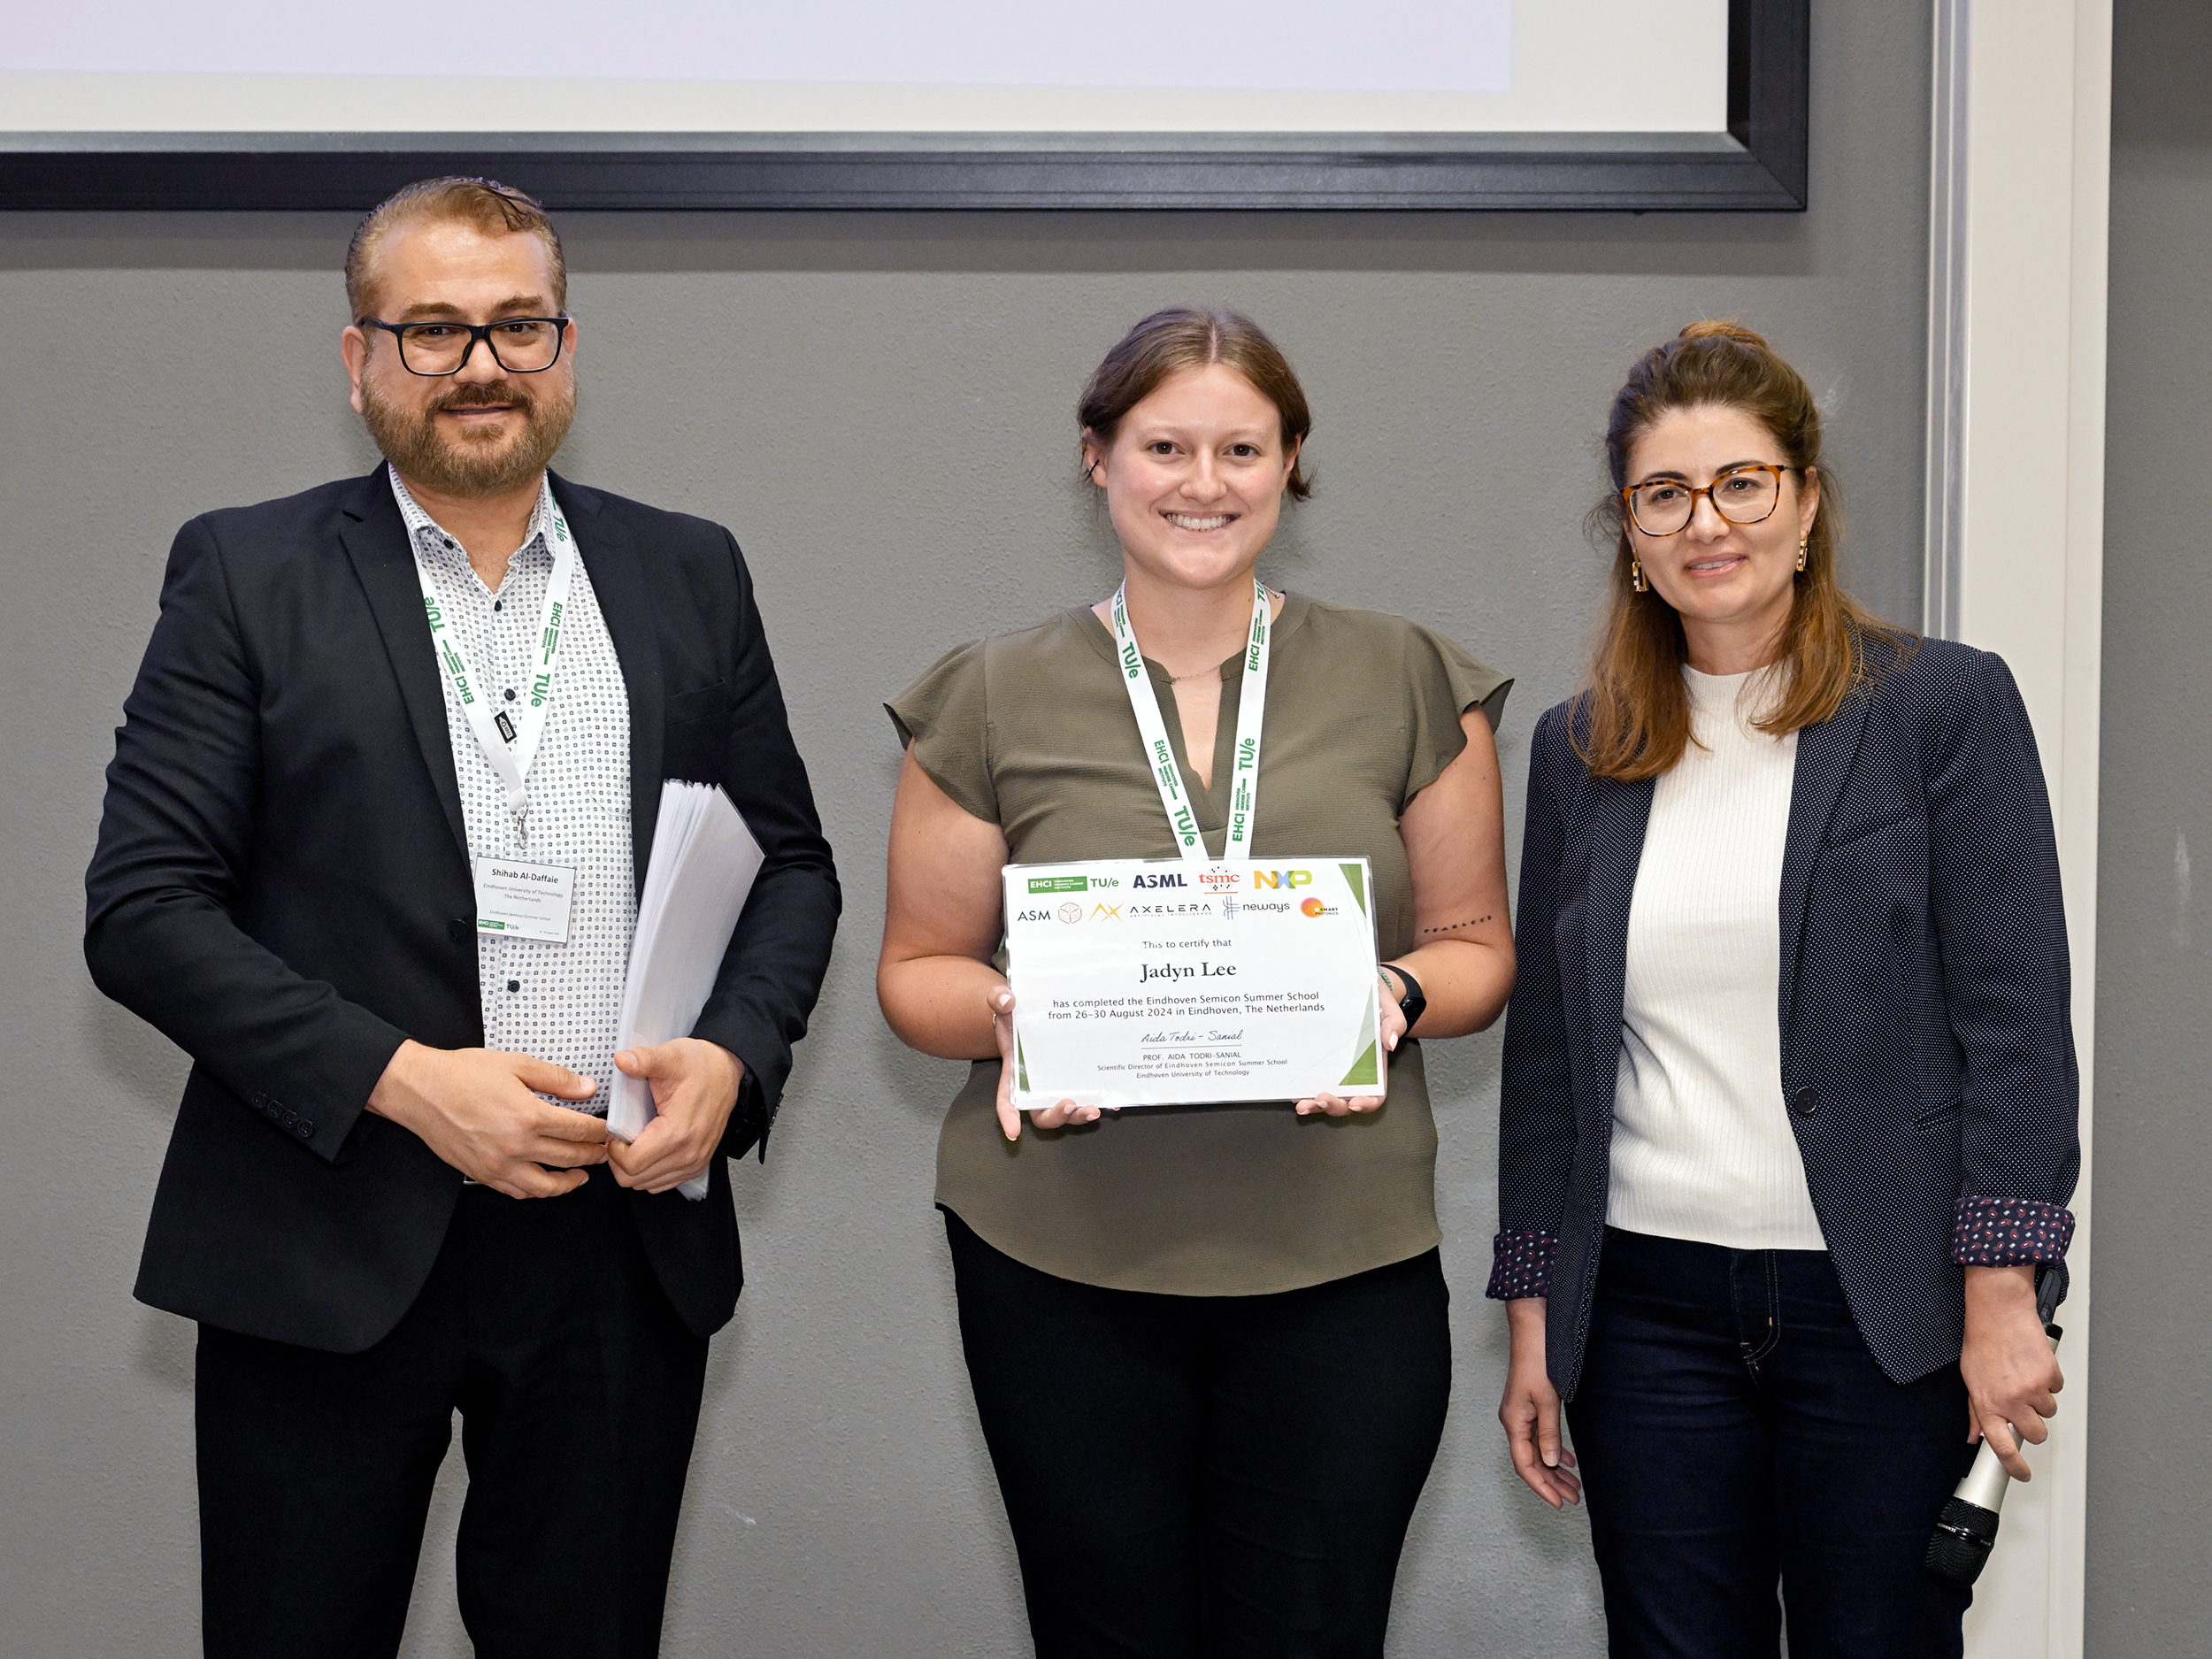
[[1250, 870, 1313, 890]]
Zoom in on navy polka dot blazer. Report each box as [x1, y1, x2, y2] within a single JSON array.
[[1486, 635, 2079, 1394]]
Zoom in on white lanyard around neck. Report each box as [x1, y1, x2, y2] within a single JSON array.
[[1110, 577, 1271, 863], [412, 492, 579, 834]]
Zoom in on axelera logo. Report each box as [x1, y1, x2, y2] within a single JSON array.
[[1251, 870, 1313, 890]]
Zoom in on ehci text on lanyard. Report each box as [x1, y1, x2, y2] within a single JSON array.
[[416, 497, 577, 841], [419, 501, 582, 943], [1110, 576, 1271, 861]]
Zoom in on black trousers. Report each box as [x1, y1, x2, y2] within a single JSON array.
[[195, 1168, 710, 1659], [1566, 1228, 1977, 1659], [944, 1210, 1451, 1659]]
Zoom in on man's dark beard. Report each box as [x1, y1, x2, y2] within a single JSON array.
[[359, 375, 576, 499]]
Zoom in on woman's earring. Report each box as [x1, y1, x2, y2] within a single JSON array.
[[1631, 559, 1647, 594], [1796, 534, 1809, 572]]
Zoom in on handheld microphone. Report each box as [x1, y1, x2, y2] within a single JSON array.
[[1924, 1324, 2062, 1591]]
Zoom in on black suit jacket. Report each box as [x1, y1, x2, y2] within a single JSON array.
[[1496, 636, 2078, 1392], [86, 467, 840, 1354]]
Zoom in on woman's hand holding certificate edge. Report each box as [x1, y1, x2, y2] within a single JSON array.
[[989, 985, 1097, 1140], [1293, 987, 1405, 1118]]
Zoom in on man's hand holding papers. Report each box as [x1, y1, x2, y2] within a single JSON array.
[[610, 780, 766, 1200], [609, 1036, 744, 1194]]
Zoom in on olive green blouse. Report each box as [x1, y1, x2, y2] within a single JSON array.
[[887, 591, 1509, 1296]]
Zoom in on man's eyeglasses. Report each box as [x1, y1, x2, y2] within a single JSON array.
[[1621, 463, 1794, 536], [358, 316, 571, 377]]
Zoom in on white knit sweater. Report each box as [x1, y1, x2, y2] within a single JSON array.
[[1607, 665, 1827, 1251]]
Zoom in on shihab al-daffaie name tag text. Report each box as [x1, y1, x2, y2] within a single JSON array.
[[472, 856, 576, 944], [1001, 856, 1383, 1111]]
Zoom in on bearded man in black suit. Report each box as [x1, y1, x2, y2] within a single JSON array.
[[85, 176, 840, 1658]]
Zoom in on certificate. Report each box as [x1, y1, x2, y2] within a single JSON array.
[[1002, 856, 1384, 1110]]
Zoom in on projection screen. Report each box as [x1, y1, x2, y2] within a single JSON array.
[[0, 0, 1809, 211]]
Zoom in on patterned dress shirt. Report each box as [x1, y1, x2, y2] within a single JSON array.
[[393, 466, 634, 1116]]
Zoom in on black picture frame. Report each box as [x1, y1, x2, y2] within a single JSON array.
[[1, 0, 1805, 213]]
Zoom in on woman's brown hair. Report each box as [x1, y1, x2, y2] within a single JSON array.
[[1078, 306, 1314, 500], [1575, 319, 1915, 780]]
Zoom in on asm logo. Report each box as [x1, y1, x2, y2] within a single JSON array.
[[1091, 902, 1122, 919]]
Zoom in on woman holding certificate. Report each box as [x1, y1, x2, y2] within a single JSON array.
[[1489, 322, 2078, 1656], [879, 306, 1515, 1657]]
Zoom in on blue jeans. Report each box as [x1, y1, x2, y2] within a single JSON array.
[[1566, 1228, 1976, 1658]]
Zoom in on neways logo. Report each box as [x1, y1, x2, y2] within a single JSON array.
[[1027, 875, 1089, 894]]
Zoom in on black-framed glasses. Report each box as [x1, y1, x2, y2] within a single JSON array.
[[1622, 463, 1793, 536], [358, 316, 571, 376]]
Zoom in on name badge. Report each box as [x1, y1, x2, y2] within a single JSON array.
[[472, 856, 576, 944]]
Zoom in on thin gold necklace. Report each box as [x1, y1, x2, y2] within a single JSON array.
[[1145, 588, 1272, 686]]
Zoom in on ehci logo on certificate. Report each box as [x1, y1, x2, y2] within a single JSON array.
[[1001, 856, 1384, 1111]]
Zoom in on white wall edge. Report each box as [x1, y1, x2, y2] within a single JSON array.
[[2047, 0, 2110, 1649], [1941, 3, 2110, 1655], [1924, 0, 1970, 641]]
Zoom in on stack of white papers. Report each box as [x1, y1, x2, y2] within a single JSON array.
[[610, 780, 764, 1201]]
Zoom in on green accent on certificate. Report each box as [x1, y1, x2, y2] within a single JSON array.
[[1002, 856, 1383, 1111]]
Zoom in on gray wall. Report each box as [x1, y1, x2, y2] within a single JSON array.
[[2085, 1, 2212, 1652], [0, 4, 1932, 1652]]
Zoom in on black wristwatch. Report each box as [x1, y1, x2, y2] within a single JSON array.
[[1379, 964, 1426, 1034]]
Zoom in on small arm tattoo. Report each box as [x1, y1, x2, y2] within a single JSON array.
[[1421, 914, 1494, 933]]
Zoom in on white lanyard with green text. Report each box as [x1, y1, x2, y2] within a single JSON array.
[[1110, 577, 1271, 862], [414, 496, 578, 833]]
